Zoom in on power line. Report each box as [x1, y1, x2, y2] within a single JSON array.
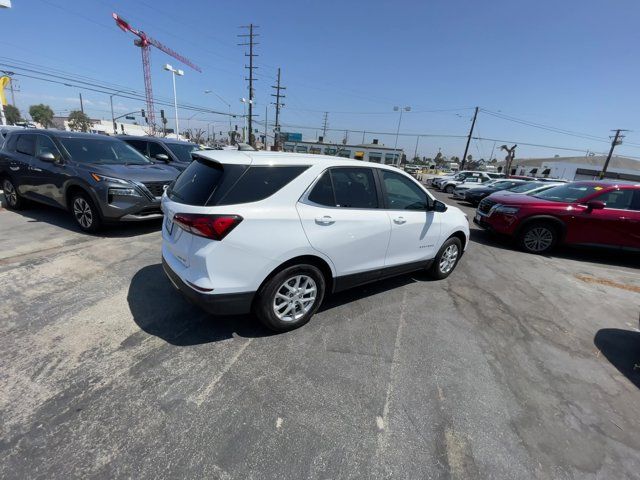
[[480, 109, 611, 143]]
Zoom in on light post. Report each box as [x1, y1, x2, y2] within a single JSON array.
[[164, 64, 184, 139], [109, 89, 128, 134], [240, 97, 252, 143], [204, 89, 233, 140], [393, 106, 411, 166]]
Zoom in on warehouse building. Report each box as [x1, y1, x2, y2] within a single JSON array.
[[282, 138, 404, 164], [499, 155, 640, 182]]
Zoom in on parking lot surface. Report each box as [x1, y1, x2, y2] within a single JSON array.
[[1, 189, 639, 479]]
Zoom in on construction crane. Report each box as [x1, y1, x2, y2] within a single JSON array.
[[112, 13, 201, 135]]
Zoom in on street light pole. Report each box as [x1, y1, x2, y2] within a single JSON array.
[[393, 106, 411, 166], [164, 64, 184, 139], [204, 89, 233, 142]]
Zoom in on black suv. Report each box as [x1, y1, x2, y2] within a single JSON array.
[[117, 135, 201, 171], [0, 130, 178, 232]]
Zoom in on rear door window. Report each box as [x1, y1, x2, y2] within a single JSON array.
[[15, 134, 36, 156], [217, 166, 309, 205], [331, 167, 378, 209], [307, 170, 335, 206]]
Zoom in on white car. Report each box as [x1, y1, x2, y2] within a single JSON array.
[[440, 172, 493, 194], [161, 151, 470, 331]]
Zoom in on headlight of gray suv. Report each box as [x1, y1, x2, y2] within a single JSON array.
[[90, 173, 130, 185]]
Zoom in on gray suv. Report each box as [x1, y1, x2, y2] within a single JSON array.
[[0, 130, 178, 232], [117, 135, 200, 172]]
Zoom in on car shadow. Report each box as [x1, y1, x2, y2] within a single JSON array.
[[127, 264, 274, 346], [469, 228, 640, 269], [1, 194, 162, 238], [594, 328, 640, 390], [320, 270, 433, 312], [128, 264, 434, 345]]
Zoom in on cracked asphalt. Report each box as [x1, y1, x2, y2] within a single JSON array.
[[0, 187, 639, 479]]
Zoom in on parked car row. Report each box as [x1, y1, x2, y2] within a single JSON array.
[[429, 174, 640, 254], [0, 129, 199, 232]]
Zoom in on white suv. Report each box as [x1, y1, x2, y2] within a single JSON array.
[[161, 151, 470, 331]]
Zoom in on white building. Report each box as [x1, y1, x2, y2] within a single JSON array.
[[282, 138, 404, 164], [499, 155, 640, 182]]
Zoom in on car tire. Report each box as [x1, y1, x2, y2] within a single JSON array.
[[445, 185, 455, 194], [429, 237, 462, 279], [518, 221, 558, 254], [254, 264, 326, 332], [70, 192, 101, 233], [2, 177, 24, 210]]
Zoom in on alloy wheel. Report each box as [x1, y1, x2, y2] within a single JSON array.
[[3, 180, 17, 207], [439, 244, 459, 274], [523, 227, 554, 252], [73, 197, 93, 229], [272, 275, 317, 322]]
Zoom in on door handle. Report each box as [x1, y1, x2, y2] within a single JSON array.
[[393, 216, 407, 225], [29, 166, 43, 172], [315, 215, 335, 225]]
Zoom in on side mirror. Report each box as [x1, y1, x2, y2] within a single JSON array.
[[586, 200, 605, 211], [154, 154, 170, 162], [38, 152, 56, 163], [432, 200, 448, 212]]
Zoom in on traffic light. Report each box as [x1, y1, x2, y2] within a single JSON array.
[[160, 109, 165, 120], [141, 109, 146, 118]]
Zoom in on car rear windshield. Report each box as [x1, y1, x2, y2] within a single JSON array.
[[167, 158, 308, 206], [166, 143, 200, 163], [532, 183, 601, 202], [59, 138, 150, 165]]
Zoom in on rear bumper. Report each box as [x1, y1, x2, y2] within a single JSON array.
[[162, 256, 255, 315]]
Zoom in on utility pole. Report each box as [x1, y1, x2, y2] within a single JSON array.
[[460, 106, 478, 170], [239, 24, 259, 147], [599, 129, 626, 179], [110, 95, 116, 134], [270, 67, 285, 150], [322, 112, 329, 139], [79, 93, 84, 114], [263, 105, 268, 149], [413, 135, 420, 161]]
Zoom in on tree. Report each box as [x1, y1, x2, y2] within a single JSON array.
[[29, 104, 54, 128], [67, 110, 93, 132], [4, 104, 22, 125]]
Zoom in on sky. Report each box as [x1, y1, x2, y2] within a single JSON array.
[[2, 0, 640, 161]]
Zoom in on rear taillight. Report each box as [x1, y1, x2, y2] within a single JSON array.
[[172, 213, 243, 240]]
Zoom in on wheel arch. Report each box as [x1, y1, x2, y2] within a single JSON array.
[[64, 181, 101, 213], [255, 254, 335, 300], [447, 230, 468, 251]]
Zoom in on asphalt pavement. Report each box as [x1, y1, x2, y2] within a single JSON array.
[[0, 187, 639, 479]]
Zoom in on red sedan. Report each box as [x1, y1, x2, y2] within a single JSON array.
[[473, 181, 640, 253]]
